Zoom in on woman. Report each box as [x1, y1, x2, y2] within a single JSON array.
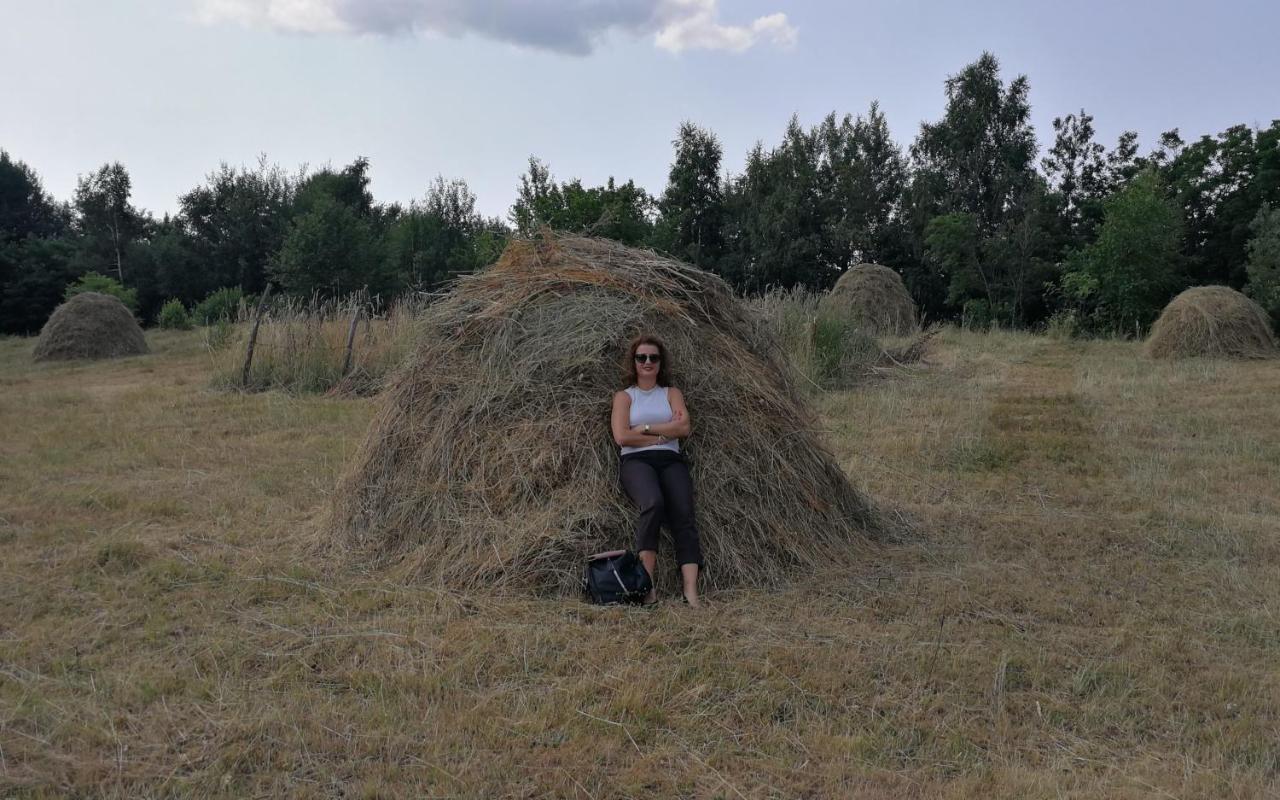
[[610, 334, 703, 607]]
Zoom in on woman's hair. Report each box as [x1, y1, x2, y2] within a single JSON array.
[[622, 333, 671, 387]]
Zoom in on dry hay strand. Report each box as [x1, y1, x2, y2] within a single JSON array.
[[876, 325, 941, 369], [326, 233, 900, 595], [32, 292, 148, 362], [818, 263, 919, 337], [1145, 286, 1278, 360]]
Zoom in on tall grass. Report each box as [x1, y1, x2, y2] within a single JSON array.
[[209, 294, 423, 394], [748, 287, 883, 389]]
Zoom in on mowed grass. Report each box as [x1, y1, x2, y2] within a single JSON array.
[[1, 327, 1278, 798]]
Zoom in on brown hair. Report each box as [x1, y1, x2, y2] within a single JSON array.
[[622, 333, 671, 387]]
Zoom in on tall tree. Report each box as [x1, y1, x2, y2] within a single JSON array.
[[817, 102, 907, 268], [655, 122, 725, 269], [72, 162, 144, 284], [1061, 169, 1183, 333], [1163, 121, 1280, 286], [177, 156, 295, 299], [0, 152, 75, 333], [385, 176, 508, 290], [909, 53, 1047, 324], [1042, 110, 1108, 239], [911, 52, 1037, 234], [722, 117, 830, 291]]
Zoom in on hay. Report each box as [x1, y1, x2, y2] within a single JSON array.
[[32, 292, 148, 362], [818, 263, 919, 337], [327, 234, 898, 595], [1145, 286, 1279, 360]]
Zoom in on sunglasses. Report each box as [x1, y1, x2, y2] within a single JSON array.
[[634, 353, 662, 364]]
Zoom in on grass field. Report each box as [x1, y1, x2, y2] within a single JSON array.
[[1, 328, 1278, 798]]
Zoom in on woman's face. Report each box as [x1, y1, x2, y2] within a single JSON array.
[[634, 344, 661, 382]]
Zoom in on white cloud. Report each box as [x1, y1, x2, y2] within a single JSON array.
[[193, 0, 797, 55], [653, 2, 797, 53]]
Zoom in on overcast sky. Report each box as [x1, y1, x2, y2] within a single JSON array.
[[3, 0, 1278, 221]]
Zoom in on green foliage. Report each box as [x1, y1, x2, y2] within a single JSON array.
[[1245, 203, 1280, 327], [912, 52, 1037, 233], [0, 237, 77, 335], [1061, 170, 1183, 333], [1164, 121, 1280, 287], [0, 152, 75, 334], [817, 102, 908, 267], [177, 156, 295, 299], [272, 193, 386, 296], [908, 53, 1062, 326], [722, 118, 830, 291], [655, 123, 725, 269], [71, 162, 145, 286], [192, 286, 244, 325], [156, 298, 192, 330], [511, 158, 654, 245], [385, 177, 508, 290], [65, 272, 139, 314]]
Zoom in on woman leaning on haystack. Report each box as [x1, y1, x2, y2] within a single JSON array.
[[610, 334, 704, 607]]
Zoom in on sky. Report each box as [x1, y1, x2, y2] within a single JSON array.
[[2, 0, 1279, 222]]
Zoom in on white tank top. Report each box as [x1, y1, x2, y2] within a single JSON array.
[[620, 385, 680, 456]]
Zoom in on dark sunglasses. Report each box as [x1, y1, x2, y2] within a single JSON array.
[[634, 353, 662, 364]]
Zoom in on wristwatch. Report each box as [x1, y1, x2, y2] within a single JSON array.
[[644, 424, 651, 434]]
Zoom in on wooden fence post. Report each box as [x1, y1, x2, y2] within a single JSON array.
[[241, 282, 274, 389], [341, 301, 363, 378]]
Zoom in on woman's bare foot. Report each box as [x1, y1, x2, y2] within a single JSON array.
[[682, 593, 702, 608], [642, 590, 658, 605]]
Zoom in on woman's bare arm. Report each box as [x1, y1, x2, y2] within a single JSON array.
[[645, 387, 692, 439]]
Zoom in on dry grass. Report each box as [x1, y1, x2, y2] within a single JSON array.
[[748, 287, 935, 390], [818, 263, 919, 337], [1, 325, 1279, 797], [32, 292, 148, 362], [208, 296, 423, 395], [331, 235, 891, 594], [1145, 285, 1278, 360]]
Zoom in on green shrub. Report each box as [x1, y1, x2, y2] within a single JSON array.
[[192, 287, 244, 325], [204, 318, 236, 351], [65, 272, 139, 314], [156, 298, 192, 330], [1044, 309, 1080, 340], [810, 316, 881, 389]]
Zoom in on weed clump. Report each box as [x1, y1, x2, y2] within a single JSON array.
[[1145, 286, 1278, 360], [818, 263, 919, 337], [33, 292, 148, 362], [327, 234, 898, 594]]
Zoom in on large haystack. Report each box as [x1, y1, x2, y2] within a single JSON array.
[[1145, 286, 1278, 360], [818, 263, 918, 336], [328, 234, 896, 594], [33, 292, 148, 362]]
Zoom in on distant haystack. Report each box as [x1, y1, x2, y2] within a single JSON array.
[[818, 263, 918, 336], [1145, 286, 1278, 360], [327, 234, 897, 595], [33, 292, 148, 362]]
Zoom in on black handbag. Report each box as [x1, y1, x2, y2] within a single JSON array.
[[583, 549, 653, 605]]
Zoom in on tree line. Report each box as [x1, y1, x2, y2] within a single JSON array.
[[3, 52, 1279, 336]]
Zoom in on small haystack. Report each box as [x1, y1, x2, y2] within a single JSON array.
[[818, 263, 919, 336], [33, 292, 148, 362], [328, 234, 896, 594], [1145, 286, 1278, 360]]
